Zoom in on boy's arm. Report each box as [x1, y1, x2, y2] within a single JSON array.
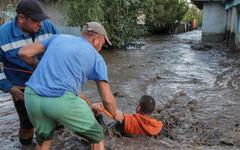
[[91, 103, 104, 116], [96, 81, 123, 122], [92, 103, 123, 120], [91, 103, 107, 128]]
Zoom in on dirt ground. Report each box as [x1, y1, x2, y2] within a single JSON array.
[[0, 30, 239, 150]]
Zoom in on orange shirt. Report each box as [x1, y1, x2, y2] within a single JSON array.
[[123, 113, 163, 136]]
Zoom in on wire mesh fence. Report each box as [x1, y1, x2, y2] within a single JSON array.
[[57, 26, 81, 36]]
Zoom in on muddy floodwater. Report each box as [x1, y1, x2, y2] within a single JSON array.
[[0, 30, 240, 150]]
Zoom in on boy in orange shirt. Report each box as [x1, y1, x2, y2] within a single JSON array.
[[92, 95, 164, 137]]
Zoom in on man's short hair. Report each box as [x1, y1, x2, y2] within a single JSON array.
[[139, 95, 156, 115]]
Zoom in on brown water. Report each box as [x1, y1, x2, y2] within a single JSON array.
[[0, 30, 240, 150]]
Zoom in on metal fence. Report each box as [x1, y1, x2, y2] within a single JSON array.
[[0, 9, 15, 25], [57, 26, 81, 36]]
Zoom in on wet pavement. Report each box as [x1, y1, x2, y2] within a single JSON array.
[[0, 30, 240, 149]]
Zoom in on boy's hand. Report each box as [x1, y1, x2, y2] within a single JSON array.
[[114, 110, 124, 122], [92, 103, 124, 122], [92, 103, 104, 116]]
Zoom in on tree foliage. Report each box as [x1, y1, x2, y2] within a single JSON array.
[[62, 0, 189, 48], [63, 0, 147, 48], [145, 0, 189, 33], [182, 5, 203, 26]]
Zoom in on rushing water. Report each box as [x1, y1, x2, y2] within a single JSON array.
[[0, 30, 240, 150]]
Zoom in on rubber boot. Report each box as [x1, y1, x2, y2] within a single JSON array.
[[19, 128, 34, 145]]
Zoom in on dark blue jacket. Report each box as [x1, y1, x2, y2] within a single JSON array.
[[0, 18, 58, 92]]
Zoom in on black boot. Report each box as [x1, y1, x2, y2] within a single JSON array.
[[18, 128, 34, 145]]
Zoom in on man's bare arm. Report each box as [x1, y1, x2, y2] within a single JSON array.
[[18, 41, 45, 68], [97, 81, 123, 121]]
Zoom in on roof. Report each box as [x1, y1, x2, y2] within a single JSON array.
[[224, 0, 240, 9], [191, 0, 225, 9]]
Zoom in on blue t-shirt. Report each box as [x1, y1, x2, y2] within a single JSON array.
[[26, 34, 108, 97]]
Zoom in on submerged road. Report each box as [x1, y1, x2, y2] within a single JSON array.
[[0, 30, 239, 149]]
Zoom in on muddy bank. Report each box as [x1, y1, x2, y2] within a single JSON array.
[[0, 30, 240, 149]]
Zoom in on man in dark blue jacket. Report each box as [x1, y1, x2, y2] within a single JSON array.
[[0, 0, 58, 145]]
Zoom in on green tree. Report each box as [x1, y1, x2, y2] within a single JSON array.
[[62, 0, 189, 48], [182, 4, 203, 26], [63, 0, 147, 48], [145, 0, 189, 33], [63, 0, 104, 27]]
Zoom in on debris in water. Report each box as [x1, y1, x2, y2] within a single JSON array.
[[191, 42, 214, 51], [113, 91, 124, 97]]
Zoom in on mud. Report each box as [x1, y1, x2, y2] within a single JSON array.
[[0, 30, 240, 149]]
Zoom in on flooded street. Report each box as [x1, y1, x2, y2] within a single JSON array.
[[0, 30, 240, 149]]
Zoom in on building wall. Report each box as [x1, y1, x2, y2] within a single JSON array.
[[226, 7, 240, 51], [202, 2, 227, 42], [0, 1, 17, 25], [1, 1, 65, 26], [235, 11, 240, 49], [228, 8, 237, 50], [227, 9, 232, 33], [0, 0, 9, 10], [225, 9, 232, 42]]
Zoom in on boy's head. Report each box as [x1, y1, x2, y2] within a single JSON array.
[[136, 95, 155, 115]]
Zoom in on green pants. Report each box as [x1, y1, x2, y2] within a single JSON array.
[[24, 87, 104, 145]]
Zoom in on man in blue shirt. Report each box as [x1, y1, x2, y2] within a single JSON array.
[[19, 22, 123, 150], [0, 0, 58, 145]]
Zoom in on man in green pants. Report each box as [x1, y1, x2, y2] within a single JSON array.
[[19, 22, 123, 150]]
